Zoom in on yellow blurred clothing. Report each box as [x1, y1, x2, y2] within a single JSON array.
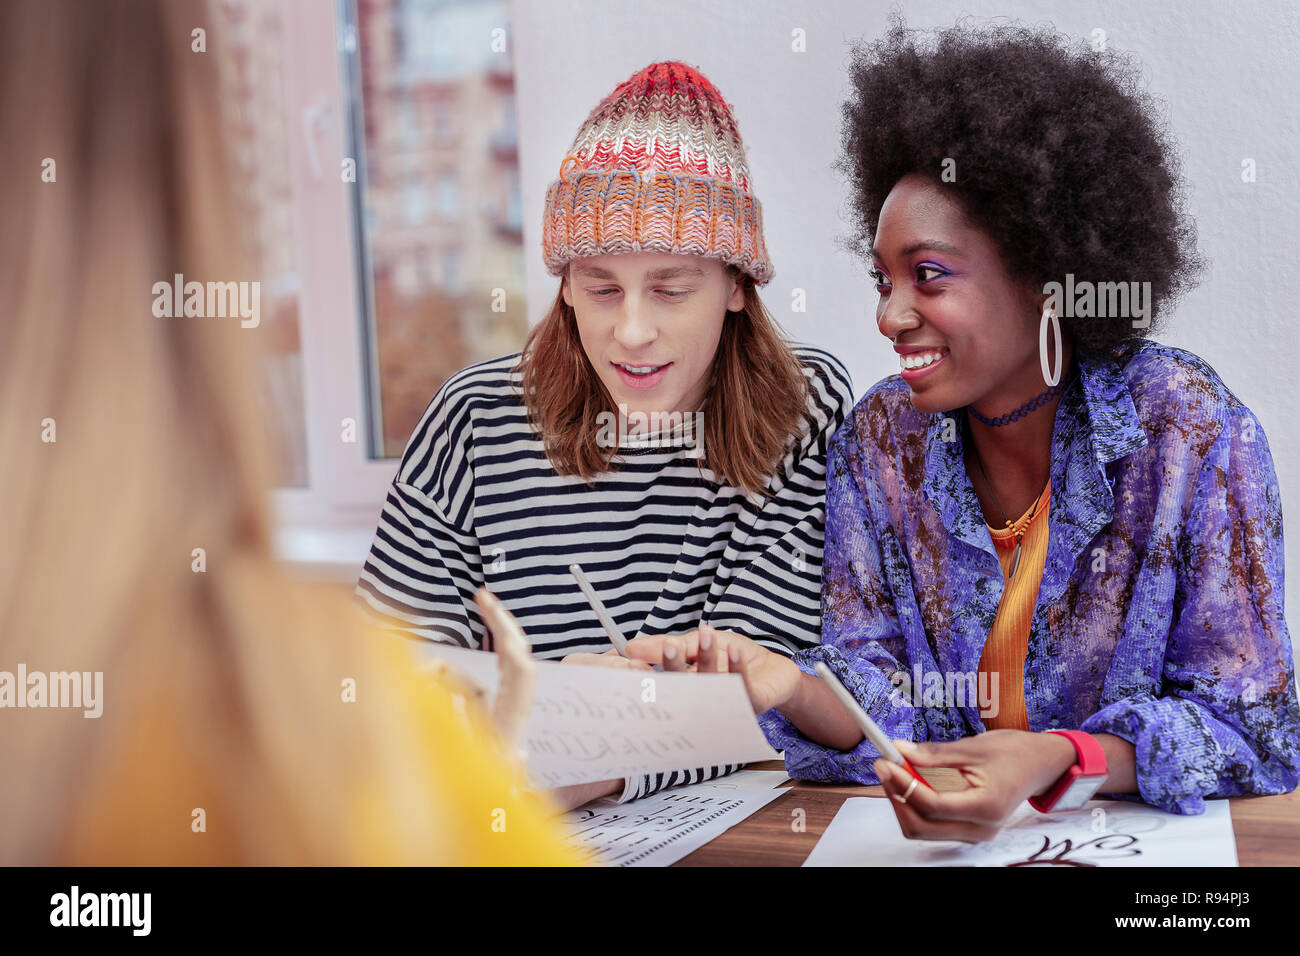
[[58, 585, 582, 866], [978, 480, 1050, 732]]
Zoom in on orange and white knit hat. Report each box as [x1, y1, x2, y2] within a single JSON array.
[[541, 61, 774, 286]]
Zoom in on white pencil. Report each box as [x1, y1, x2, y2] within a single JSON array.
[[569, 563, 632, 655], [570, 564, 665, 672], [813, 661, 933, 791]]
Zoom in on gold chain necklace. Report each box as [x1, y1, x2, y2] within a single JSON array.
[[970, 442, 1046, 580]]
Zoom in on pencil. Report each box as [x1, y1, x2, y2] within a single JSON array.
[[813, 661, 935, 791], [568, 563, 664, 673]]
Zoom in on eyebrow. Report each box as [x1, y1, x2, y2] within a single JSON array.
[[868, 240, 963, 259], [571, 265, 706, 281]]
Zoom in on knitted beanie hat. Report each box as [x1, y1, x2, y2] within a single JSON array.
[[541, 61, 774, 286]]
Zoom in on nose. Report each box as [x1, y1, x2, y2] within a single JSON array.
[[611, 297, 658, 351], [876, 288, 921, 342]]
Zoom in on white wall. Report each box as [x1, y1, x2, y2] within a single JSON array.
[[511, 0, 1300, 632]]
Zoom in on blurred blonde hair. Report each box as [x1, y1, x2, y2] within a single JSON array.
[[0, 0, 569, 864]]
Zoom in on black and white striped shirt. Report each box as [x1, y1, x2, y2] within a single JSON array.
[[356, 345, 853, 800]]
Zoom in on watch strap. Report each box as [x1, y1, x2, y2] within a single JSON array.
[[1028, 729, 1107, 812]]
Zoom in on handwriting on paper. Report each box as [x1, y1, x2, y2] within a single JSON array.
[[1007, 833, 1142, 866], [418, 642, 780, 787], [803, 798, 1236, 867]]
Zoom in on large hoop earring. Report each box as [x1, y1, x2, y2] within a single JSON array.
[[1039, 303, 1062, 387]]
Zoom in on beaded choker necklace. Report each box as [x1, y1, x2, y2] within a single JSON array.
[[968, 371, 1074, 427]]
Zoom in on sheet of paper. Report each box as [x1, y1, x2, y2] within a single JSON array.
[[417, 642, 781, 788], [562, 786, 785, 866], [804, 797, 1238, 866]]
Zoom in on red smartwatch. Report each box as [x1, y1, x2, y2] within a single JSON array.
[[1029, 729, 1108, 812]]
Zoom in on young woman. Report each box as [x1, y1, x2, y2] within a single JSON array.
[[355, 61, 854, 806], [0, 0, 576, 865], [625, 19, 1300, 837]]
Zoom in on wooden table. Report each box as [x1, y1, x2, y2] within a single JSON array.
[[673, 760, 1300, 866]]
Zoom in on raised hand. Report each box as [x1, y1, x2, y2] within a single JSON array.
[[473, 587, 536, 750]]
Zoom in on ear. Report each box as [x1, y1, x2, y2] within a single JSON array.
[[1021, 281, 1051, 325], [561, 272, 573, 308], [725, 270, 745, 312]]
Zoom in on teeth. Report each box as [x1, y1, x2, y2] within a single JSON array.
[[901, 351, 945, 370], [619, 364, 661, 375]]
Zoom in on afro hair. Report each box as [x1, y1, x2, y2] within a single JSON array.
[[838, 14, 1205, 353]]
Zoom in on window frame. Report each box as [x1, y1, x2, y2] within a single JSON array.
[[270, 0, 396, 570]]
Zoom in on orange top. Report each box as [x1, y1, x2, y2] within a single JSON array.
[[978, 480, 1051, 732]]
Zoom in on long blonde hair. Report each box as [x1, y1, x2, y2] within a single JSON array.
[[0, 0, 560, 864]]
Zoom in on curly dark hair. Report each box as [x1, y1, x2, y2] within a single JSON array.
[[838, 15, 1204, 353]]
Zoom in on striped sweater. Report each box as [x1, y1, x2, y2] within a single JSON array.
[[356, 346, 853, 801]]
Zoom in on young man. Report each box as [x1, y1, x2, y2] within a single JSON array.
[[355, 61, 852, 804]]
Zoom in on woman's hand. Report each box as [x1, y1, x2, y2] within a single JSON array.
[[873, 730, 1079, 842], [624, 625, 803, 714], [473, 588, 536, 749]]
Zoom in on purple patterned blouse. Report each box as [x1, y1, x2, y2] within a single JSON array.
[[759, 339, 1300, 814]]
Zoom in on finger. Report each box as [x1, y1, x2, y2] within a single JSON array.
[[625, 633, 701, 664], [893, 737, 984, 770], [599, 649, 651, 669], [612, 650, 654, 670], [668, 630, 701, 661], [874, 760, 931, 841], [474, 588, 535, 747], [889, 792, 1002, 843], [474, 588, 529, 655], [623, 636, 664, 664], [711, 627, 734, 672], [662, 636, 688, 672], [698, 625, 718, 673], [475, 590, 533, 682], [561, 653, 648, 670], [728, 641, 764, 713], [876, 760, 1006, 835], [715, 630, 729, 674]]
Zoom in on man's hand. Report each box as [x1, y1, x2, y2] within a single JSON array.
[[560, 649, 651, 670], [624, 626, 802, 714]]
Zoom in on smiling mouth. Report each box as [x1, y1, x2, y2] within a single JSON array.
[[898, 348, 947, 370], [612, 361, 672, 389], [898, 347, 949, 381], [615, 363, 668, 376]]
